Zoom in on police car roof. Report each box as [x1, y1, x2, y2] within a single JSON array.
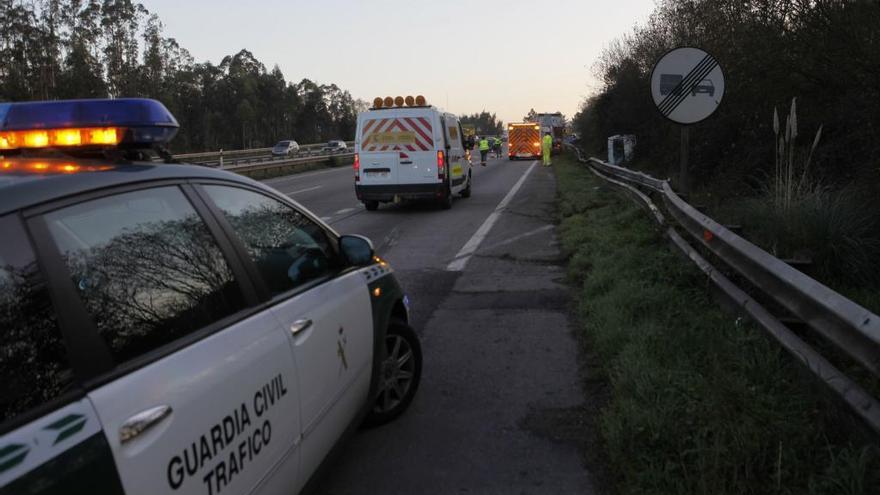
[[0, 157, 259, 216]]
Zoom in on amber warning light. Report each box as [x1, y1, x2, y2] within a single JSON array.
[[0, 128, 122, 150], [372, 95, 428, 109], [0, 98, 179, 151]]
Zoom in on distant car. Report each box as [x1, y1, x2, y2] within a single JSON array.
[[272, 140, 299, 156], [692, 79, 715, 96], [322, 140, 347, 152]]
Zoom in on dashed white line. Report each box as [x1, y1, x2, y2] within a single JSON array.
[[446, 160, 538, 272], [334, 207, 356, 215], [285, 185, 322, 195]]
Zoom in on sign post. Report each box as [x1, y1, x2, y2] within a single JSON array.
[[680, 126, 689, 194], [650, 47, 725, 195]]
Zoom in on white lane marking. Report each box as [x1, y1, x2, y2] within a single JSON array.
[[446, 160, 538, 272], [321, 216, 332, 221], [285, 185, 322, 195], [334, 207, 356, 215], [478, 225, 554, 252]]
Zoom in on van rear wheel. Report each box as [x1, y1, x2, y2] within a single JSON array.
[[364, 200, 379, 211], [460, 173, 472, 198], [439, 189, 452, 209]]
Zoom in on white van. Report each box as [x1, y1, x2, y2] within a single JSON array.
[[354, 97, 472, 210]]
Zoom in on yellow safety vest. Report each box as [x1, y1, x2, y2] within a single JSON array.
[[479, 139, 490, 151], [542, 134, 553, 150]]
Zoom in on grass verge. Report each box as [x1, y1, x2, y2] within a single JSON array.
[[554, 153, 880, 494]]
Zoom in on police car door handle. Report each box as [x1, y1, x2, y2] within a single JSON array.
[[119, 405, 172, 444], [290, 319, 313, 336]]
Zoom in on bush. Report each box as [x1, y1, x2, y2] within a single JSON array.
[[724, 188, 880, 289]]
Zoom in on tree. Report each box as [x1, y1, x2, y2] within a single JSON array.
[[0, 0, 365, 152], [460, 111, 503, 135]]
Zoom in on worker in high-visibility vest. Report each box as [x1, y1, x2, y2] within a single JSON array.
[[542, 133, 553, 166], [479, 136, 490, 167], [493, 136, 502, 158]]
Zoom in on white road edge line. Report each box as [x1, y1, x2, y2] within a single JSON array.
[[285, 185, 322, 195], [446, 160, 538, 272]]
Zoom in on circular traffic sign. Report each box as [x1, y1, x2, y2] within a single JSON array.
[[650, 47, 725, 125]]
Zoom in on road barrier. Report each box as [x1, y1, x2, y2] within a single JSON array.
[[222, 152, 355, 179], [566, 145, 880, 434], [173, 141, 355, 167]]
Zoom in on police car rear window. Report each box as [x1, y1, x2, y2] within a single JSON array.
[[0, 215, 73, 425], [43, 186, 247, 363]]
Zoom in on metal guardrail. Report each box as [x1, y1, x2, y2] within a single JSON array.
[[568, 145, 880, 433], [173, 141, 355, 167], [223, 152, 354, 174]]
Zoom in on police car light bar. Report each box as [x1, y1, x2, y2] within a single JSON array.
[[0, 98, 179, 151]]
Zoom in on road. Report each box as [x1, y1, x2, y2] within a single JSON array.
[[264, 149, 597, 494]]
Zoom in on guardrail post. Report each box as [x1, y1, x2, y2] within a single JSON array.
[[219, 149, 224, 168]]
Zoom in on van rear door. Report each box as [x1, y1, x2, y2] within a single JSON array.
[[358, 151, 399, 186], [359, 110, 437, 185], [357, 114, 399, 186]]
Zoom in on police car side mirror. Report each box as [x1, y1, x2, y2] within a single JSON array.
[[339, 235, 374, 266]]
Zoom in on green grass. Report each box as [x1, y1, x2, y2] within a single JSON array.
[[554, 153, 880, 495]]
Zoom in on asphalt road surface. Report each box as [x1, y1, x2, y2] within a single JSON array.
[[265, 148, 597, 494]]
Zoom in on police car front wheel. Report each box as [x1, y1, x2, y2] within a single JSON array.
[[364, 319, 422, 427]]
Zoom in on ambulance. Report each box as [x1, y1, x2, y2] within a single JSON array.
[[354, 95, 472, 210], [507, 122, 542, 160]]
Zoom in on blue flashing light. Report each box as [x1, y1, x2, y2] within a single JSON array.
[[0, 98, 179, 147]]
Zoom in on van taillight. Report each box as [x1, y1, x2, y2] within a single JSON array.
[[437, 150, 445, 179], [354, 153, 360, 181]]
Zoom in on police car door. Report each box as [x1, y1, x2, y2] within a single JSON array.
[[36, 185, 302, 495], [196, 185, 373, 485]]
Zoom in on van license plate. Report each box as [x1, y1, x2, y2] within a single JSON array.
[[366, 171, 389, 178]]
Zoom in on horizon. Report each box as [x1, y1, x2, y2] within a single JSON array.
[[140, 0, 657, 124]]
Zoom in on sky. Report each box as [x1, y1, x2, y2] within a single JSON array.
[[140, 0, 657, 124]]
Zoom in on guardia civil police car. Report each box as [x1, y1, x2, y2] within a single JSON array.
[[354, 95, 472, 210], [0, 99, 421, 494]]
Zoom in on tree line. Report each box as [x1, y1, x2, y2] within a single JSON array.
[[0, 0, 367, 152], [459, 111, 504, 136], [573, 0, 880, 197]]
